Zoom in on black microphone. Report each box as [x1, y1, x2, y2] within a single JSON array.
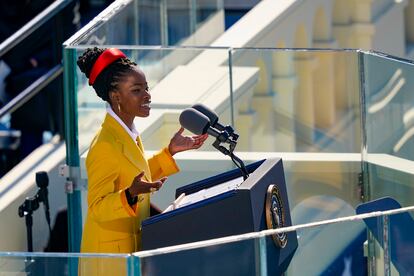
[[191, 104, 223, 131], [192, 104, 239, 141], [179, 108, 210, 135], [180, 108, 248, 180], [179, 108, 233, 143], [36, 171, 51, 232]]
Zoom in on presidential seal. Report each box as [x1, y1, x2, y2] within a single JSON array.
[[265, 184, 287, 248]]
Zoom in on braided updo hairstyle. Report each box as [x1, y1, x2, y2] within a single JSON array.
[[77, 47, 137, 102]]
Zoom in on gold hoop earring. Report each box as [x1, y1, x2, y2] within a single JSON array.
[[117, 102, 121, 113]]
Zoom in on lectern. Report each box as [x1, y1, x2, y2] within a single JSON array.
[[141, 158, 297, 275]]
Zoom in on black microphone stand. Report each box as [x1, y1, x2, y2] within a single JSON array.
[[17, 171, 52, 252], [211, 129, 249, 180], [18, 197, 39, 252]]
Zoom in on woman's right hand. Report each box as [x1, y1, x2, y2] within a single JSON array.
[[128, 172, 167, 197]]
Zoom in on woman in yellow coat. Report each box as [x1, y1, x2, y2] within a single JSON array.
[[76, 47, 208, 274]]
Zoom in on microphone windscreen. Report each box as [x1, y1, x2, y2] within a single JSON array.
[[192, 104, 218, 126], [36, 171, 49, 188], [179, 108, 210, 135]]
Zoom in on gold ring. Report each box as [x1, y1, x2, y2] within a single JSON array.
[[150, 187, 157, 193]]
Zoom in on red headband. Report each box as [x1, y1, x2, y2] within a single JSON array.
[[88, 48, 127, 85]]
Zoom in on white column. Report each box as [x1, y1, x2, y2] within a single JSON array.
[[313, 40, 337, 129], [294, 55, 317, 146], [350, 0, 375, 49], [272, 75, 297, 152], [271, 51, 297, 151], [351, 23, 375, 49], [351, 0, 373, 23], [406, 0, 414, 43], [235, 97, 256, 151], [237, 111, 257, 151], [331, 19, 350, 114], [250, 95, 277, 151]]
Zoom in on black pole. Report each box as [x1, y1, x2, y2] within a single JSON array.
[[25, 214, 33, 252], [18, 197, 39, 252]]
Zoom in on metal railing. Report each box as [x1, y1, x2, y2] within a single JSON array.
[[0, 65, 63, 118], [0, 0, 73, 121], [0, 0, 73, 174], [0, 0, 72, 58]]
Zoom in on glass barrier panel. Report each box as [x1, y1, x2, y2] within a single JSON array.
[[65, 46, 367, 243], [69, 0, 224, 46], [138, 239, 261, 275], [362, 53, 414, 161], [167, 0, 191, 45], [365, 155, 414, 207], [2, 210, 410, 275], [287, 219, 367, 275], [160, 154, 363, 222], [195, 0, 222, 27], [68, 46, 232, 221], [281, 156, 362, 225], [362, 52, 414, 206], [134, 209, 414, 275], [168, 0, 224, 46], [138, 0, 163, 45], [72, 47, 232, 156], [0, 252, 133, 276], [230, 49, 362, 153], [134, 217, 370, 275], [75, 0, 139, 46]]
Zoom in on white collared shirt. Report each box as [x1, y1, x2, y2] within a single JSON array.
[[106, 106, 140, 143]]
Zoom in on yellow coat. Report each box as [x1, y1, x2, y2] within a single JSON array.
[[80, 114, 179, 254]]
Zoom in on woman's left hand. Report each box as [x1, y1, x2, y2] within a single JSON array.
[[168, 127, 209, 156]]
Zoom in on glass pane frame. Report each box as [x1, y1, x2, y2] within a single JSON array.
[[360, 52, 414, 207], [63, 46, 371, 252], [62, 3, 414, 272], [1, 207, 413, 275]]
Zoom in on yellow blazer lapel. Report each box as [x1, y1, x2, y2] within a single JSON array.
[[122, 144, 147, 170], [102, 114, 151, 180], [136, 136, 145, 152]]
